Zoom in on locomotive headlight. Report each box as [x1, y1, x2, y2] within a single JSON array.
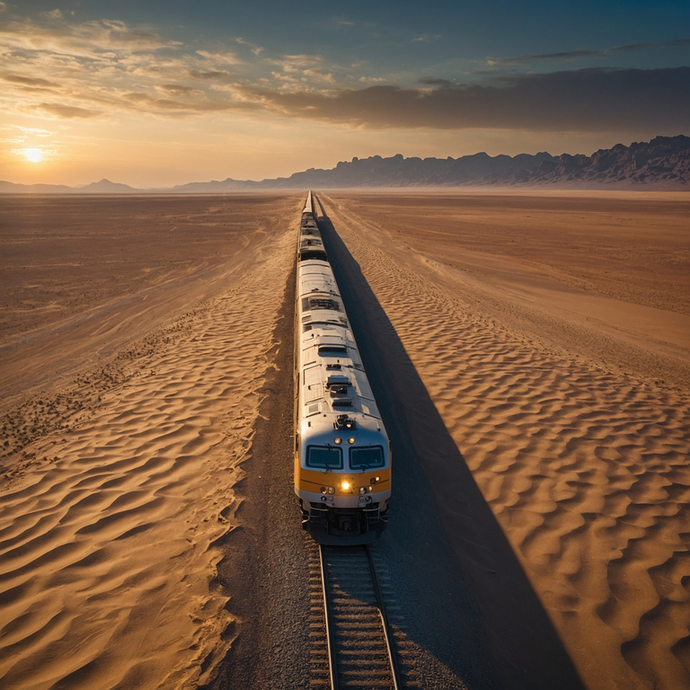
[[359, 487, 367, 495], [321, 486, 327, 494], [328, 486, 334, 494], [348, 437, 355, 444], [341, 480, 350, 491], [334, 437, 342, 445]]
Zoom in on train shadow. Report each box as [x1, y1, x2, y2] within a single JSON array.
[[317, 201, 584, 690]]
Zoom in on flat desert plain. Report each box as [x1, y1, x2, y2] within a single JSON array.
[[0, 190, 688, 690]]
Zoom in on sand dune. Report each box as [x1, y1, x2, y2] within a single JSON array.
[[321, 191, 690, 690], [0, 195, 299, 688]]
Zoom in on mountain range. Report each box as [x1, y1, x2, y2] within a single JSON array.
[[2, 135, 688, 194]]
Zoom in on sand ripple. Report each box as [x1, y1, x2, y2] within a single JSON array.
[[0, 227, 294, 688], [323, 194, 690, 690]]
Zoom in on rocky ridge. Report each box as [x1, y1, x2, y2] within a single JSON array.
[[1, 135, 688, 193]]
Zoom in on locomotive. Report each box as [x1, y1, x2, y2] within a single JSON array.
[[294, 192, 391, 544]]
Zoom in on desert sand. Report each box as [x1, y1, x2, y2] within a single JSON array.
[[0, 194, 300, 688], [1, 190, 688, 689], [320, 190, 690, 690]]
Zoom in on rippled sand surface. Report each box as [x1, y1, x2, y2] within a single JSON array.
[[2, 190, 688, 689], [0, 194, 299, 689], [322, 190, 690, 690]]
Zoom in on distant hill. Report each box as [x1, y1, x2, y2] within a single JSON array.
[[170, 178, 252, 193], [0, 178, 137, 194], [272, 151, 559, 188], [519, 135, 690, 186], [77, 179, 137, 193], [0, 181, 74, 194], [266, 135, 689, 189], [1, 136, 688, 193]]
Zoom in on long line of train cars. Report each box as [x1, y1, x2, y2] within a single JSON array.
[[294, 191, 391, 544]]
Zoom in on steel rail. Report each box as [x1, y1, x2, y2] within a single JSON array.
[[319, 544, 339, 690], [365, 545, 402, 690], [318, 544, 402, 690], [313, 194, 400, 688]]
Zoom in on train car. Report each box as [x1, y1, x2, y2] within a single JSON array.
[[294, 191, 391, 544]]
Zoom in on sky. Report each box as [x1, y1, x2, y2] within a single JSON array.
[[1, 0, 689, 187]]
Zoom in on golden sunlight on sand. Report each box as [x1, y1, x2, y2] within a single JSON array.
[[0, 191, 688, 689], [0, 194, 300, 688]]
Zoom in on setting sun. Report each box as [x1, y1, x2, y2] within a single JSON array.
[[25, 148, 43, 163]]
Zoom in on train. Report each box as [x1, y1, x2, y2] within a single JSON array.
[[294, 191, 391, 544]]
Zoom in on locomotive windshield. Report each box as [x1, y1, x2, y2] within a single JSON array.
[[349, 446, 385, 470], [306, 445, 343, 469]]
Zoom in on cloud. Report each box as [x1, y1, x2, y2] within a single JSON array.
[[241, 67, 690, 132], [195, 50, 243, 65], [488, 49, 600, 66], [33, 102, 100, 118], [1, 72, 59, 88], [0, 16, 259, 118], [187, 69, 232, 80], [274, 54, 327, 71], [0, 18, 174, 58], [611, 43, 651, 53], [3, 12, 685, 134], [15, 126, 54, 136], [266, 53, 342, 89], [418, 77, 451, 85], [486, 38, 687, 66], [115, 89, 253, 115], [159, 83, 203, 95], [235, 37, 263, 56]]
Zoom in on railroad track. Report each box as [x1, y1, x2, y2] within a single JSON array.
[[306, 540, 409, 689]]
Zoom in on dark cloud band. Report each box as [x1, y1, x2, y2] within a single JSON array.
[[488, 38, 687, 66], [247, 67, 690, 132]]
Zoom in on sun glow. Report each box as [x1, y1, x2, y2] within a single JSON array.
[[25, 149, 44, 163]]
